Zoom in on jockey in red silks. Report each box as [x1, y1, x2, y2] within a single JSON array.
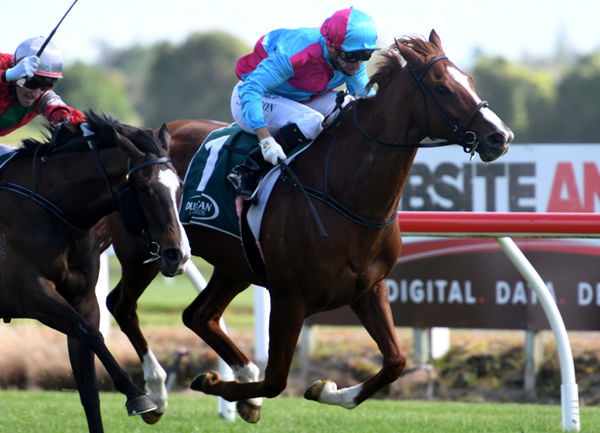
[[0, 36, 87, 155], [228, 7, 379, 198]]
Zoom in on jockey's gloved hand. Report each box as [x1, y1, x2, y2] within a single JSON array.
[[341, 93, 355, 108], [5, 56, 39, 83], [259, 136, 287, 165]]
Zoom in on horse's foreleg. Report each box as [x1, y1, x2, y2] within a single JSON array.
[[184, 271, 261, 422], [189, 290, 304, 423], [305, 279, 406, 408], [183, 271, 251, 367], [106, 259, 167, 424]]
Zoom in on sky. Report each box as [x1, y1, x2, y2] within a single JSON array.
[[4, 0, 599, 68]]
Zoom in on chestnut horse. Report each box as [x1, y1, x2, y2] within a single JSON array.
[[0, 111, 190, 433], [105, 31, 513, 423]]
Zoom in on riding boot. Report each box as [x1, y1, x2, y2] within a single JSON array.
[[278, 122, 309, 151], [227, 147, 270, 199]]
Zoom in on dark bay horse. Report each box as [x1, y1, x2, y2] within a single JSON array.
[[0, 111, 190, 433], [105, 30, 513, 423]]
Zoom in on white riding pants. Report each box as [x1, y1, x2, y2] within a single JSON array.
[[231, 81, 339, 140]]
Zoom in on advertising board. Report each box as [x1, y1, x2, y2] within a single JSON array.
[[309, 144, 600, 330]]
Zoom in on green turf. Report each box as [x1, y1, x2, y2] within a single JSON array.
[[0, 391, 597, 433]]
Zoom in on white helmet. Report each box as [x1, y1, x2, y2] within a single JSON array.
[[14, 36, 63, 79]]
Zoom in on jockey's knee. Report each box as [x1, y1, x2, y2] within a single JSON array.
[[293, 110, 325, 140]]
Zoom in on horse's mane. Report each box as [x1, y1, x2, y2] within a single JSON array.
[[19, 110, 162, 157], [366, 35, 442, 94]]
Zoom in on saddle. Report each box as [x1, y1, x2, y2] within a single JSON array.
[[179, 123, 311, 284]]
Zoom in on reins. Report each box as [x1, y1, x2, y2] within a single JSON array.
[[3, 126, 172, 243], [281, 55, 488, 235]]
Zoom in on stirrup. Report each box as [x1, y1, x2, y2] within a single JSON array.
[[227, 171, 257, 200]]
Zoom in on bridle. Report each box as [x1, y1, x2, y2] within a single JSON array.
[[349, 55, 489, 158], [281, 54, 489, 235], [0, 130, 172, 261], [408, 55, 488, 156]]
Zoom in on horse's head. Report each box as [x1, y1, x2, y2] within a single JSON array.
[[393, 30, 513, 162], [86, 112, 191, 277]]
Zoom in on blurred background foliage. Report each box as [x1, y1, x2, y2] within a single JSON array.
[[4, 30, 600, 144]]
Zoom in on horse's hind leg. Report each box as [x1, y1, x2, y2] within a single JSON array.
[[304, 279, 406, 408], [189, 285, 305, 423], [68, 336, 104, 433], [67, 293, 103, 433], [24, 279, 156, 418]]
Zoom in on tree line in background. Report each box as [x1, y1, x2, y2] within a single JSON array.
[[52, 31, 600, 143]]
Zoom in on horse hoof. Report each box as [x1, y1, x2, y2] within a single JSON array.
[[236, 400, 261, 423], [190, 371, 221, 392], [141, 409, 164, 424], [304, 379, 335, 402], [126, 395, 157, 416]]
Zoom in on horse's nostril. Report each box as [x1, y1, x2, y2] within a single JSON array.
[[164, 248, 182, 264], [487, 132, 507, 146]]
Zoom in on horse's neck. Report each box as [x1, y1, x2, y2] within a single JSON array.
[[321, 86, 423, 219], [38, 148, 126, 228]]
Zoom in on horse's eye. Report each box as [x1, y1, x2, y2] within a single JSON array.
[[435, 85, 450, 96]]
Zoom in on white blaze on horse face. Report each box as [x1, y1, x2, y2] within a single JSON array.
[[447, 65, 510, 132], [447, 66, 481, 104], [159, 168, 191, 258]]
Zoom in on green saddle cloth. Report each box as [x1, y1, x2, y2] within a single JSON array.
[[179, 123, 258, 238]]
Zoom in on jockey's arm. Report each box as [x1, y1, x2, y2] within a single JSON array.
[[238, 53, 294, 132], [38, 90, 86, 126]]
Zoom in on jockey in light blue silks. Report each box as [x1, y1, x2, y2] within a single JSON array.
[[228, 7, 379, 198]]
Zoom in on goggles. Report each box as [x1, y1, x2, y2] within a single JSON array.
[[337, 49, 374, 63], [23, 77, 56, 91]]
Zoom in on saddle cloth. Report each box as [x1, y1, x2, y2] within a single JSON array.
[[179, 123, 310, 239]]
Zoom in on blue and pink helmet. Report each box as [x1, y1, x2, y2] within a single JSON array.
[[320, 7, 378, 53]]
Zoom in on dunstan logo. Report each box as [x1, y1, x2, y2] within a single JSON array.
[[185, 194, 219, 220]]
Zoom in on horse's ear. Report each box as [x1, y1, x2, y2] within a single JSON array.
[[429, 29, 444, 53], [116, 130, 144, 160], [157, 123, 171, 152], [395, 38, 421, 68]]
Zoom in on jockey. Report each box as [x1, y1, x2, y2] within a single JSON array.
[[0, 36, 86, 155], [228, 7, 378, 198]]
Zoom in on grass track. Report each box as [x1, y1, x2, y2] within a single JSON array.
[[1, 391, 599, 433]]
